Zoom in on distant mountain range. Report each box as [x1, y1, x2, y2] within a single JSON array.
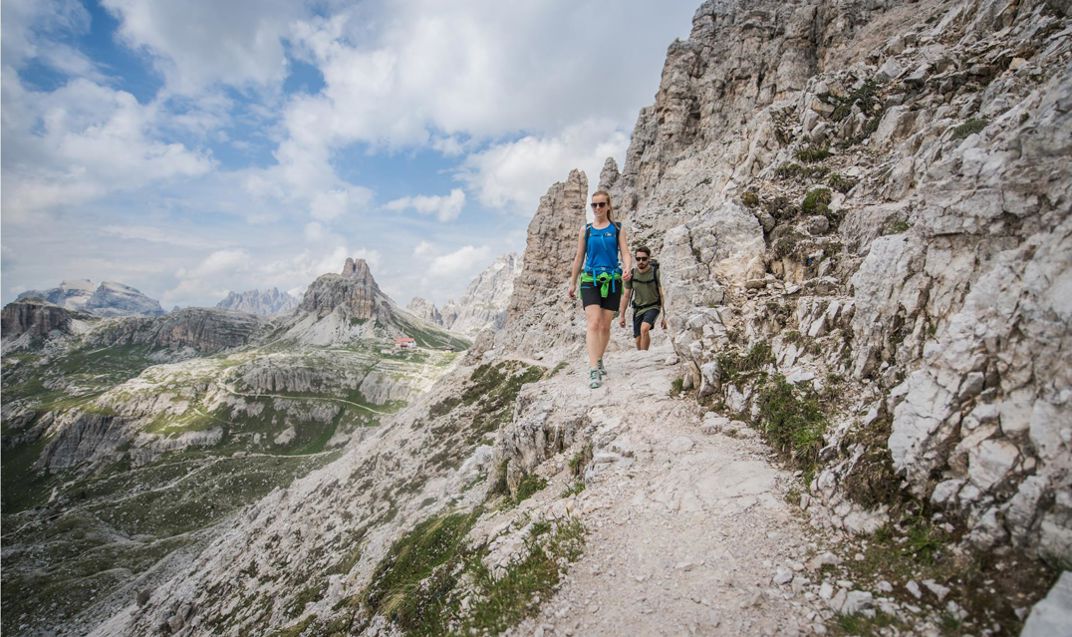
[[16, 279, 165, 317], [215, 288, 299, 316]]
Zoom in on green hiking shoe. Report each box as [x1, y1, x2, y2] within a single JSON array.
[[589, 368, 602, 389], [597, 358, 607, 378]]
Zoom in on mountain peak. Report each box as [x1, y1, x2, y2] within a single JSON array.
[[342, 257, 373, 280]]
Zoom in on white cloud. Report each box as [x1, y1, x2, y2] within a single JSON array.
[[100, 0, 307, 94], [2, 76, 214, 223], [430, 245, 491, 279], [460, 119, 629, 213], [413, 240, 435, 257], [385, 188, 466, 222], [100, 225, 227, 249]]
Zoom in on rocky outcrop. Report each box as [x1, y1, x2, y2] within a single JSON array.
[[215, 288, 299, 316], [17, 280, 165, 317], [407, 297, 442, 325], [1, 301, 75, 340], [610, 0, 1072, 565], [87, 308, 264, 353], [497, 170, 588, 355], [406, 254, 523, 338], [300, 258, 383, 320], [441, 253, 523, 337], [284, 258, 467, 348]]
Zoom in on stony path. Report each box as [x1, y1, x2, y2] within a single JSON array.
[[513, 340, 831, 636]]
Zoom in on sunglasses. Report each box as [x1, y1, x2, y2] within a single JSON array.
[[635, 256, 649, 261], [590, 201, 608, 209]]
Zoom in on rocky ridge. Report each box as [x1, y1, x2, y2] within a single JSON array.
[[407, 253, 523, 338], [17, 279, 165, 317], [605, 0, 1071, 566], [493, 169, 589, 356], [282, 257, 467, 349], [215, 288, 299, 316]]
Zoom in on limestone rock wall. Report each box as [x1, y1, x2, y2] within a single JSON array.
[[86, 307, 264, 353], [610, 0, 1072, 561], [498, 169, 589, 356]]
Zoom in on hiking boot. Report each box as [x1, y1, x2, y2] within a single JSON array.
[[597, 358, 607, 378], [589, 368, 602, 389]]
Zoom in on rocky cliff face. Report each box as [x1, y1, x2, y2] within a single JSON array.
[[17, 280, 165, 317], [1, 301, 75, 340], [607, 0, 1071, 565], [284, 257, 468, 349], [215, 288, 299, 316], [87, 307, 265, 354], [406, 253, 522, 338], [442, 252, 523, 337], [406, 296, 442, 325], [496, 170, 589, 355]]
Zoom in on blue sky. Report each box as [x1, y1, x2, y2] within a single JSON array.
[[2, 0, 697, 309]]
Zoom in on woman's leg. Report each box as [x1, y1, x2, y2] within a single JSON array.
[[597, 309, 614, 359], [585, 304, 604, 368]]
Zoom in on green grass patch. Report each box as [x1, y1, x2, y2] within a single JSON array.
[[827, 172, 857, 194], [801, 187, 833, 216], [883, 219, 911, 234], [741, 191, 760, 207], [561, 481, 586, 497], [717, 341, 774, 383], [795, 145, 831, 163], [755, 374, 826, 481], [512, 474, 548, 505], [356, 510, 585, 636], [775, 162, 830, 181], [951, 118, 987, 140]]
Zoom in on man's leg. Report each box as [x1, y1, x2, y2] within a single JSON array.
[[639, 321, 652, 350]]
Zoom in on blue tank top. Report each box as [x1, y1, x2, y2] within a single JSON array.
[[584, 222, 621, 276]]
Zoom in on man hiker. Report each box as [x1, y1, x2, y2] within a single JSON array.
[[619, 245, 667, 350]]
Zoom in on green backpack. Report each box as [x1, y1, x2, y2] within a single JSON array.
[[631, 259, 661, 309]]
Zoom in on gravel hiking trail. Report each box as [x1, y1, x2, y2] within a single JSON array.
[[510, 342, 832, 636]]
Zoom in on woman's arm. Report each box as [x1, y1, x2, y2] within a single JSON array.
[[618, 224, 633, 281], [567, 225, 586, 298]]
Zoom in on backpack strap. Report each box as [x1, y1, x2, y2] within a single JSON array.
[[653, 262, 662, 306]]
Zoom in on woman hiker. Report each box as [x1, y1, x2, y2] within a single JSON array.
[[568, 190, 632, 389]]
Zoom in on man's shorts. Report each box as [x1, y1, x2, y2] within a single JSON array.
[[580, 282, 622, 311], [633, 307, 660, 338]]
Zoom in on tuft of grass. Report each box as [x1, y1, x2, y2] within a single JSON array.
[[775, 162, 830, 181], [755, 374, 826, 481], [801, 187, 833, 216], [718, 341, 774, 383], [512, 474, 548, 505], [669, 377, 685, 397], [827, 172, 857, 194], [883, 219, 911, 235], [795, 145, 831, 163], [357, 511, 585, 636], [772, 229, 807, 259], [568, 444, 592, 477], [561, 481, 586, 497], [829, 610, 906, 636], [951, 118, 987, 140], [741, 191, 760, 207]]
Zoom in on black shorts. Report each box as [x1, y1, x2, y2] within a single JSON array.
[[633, 307, 660, 337], [580, 282, 622, 311]]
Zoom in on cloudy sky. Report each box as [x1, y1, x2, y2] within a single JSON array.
[[1, 0, 697, 309]]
